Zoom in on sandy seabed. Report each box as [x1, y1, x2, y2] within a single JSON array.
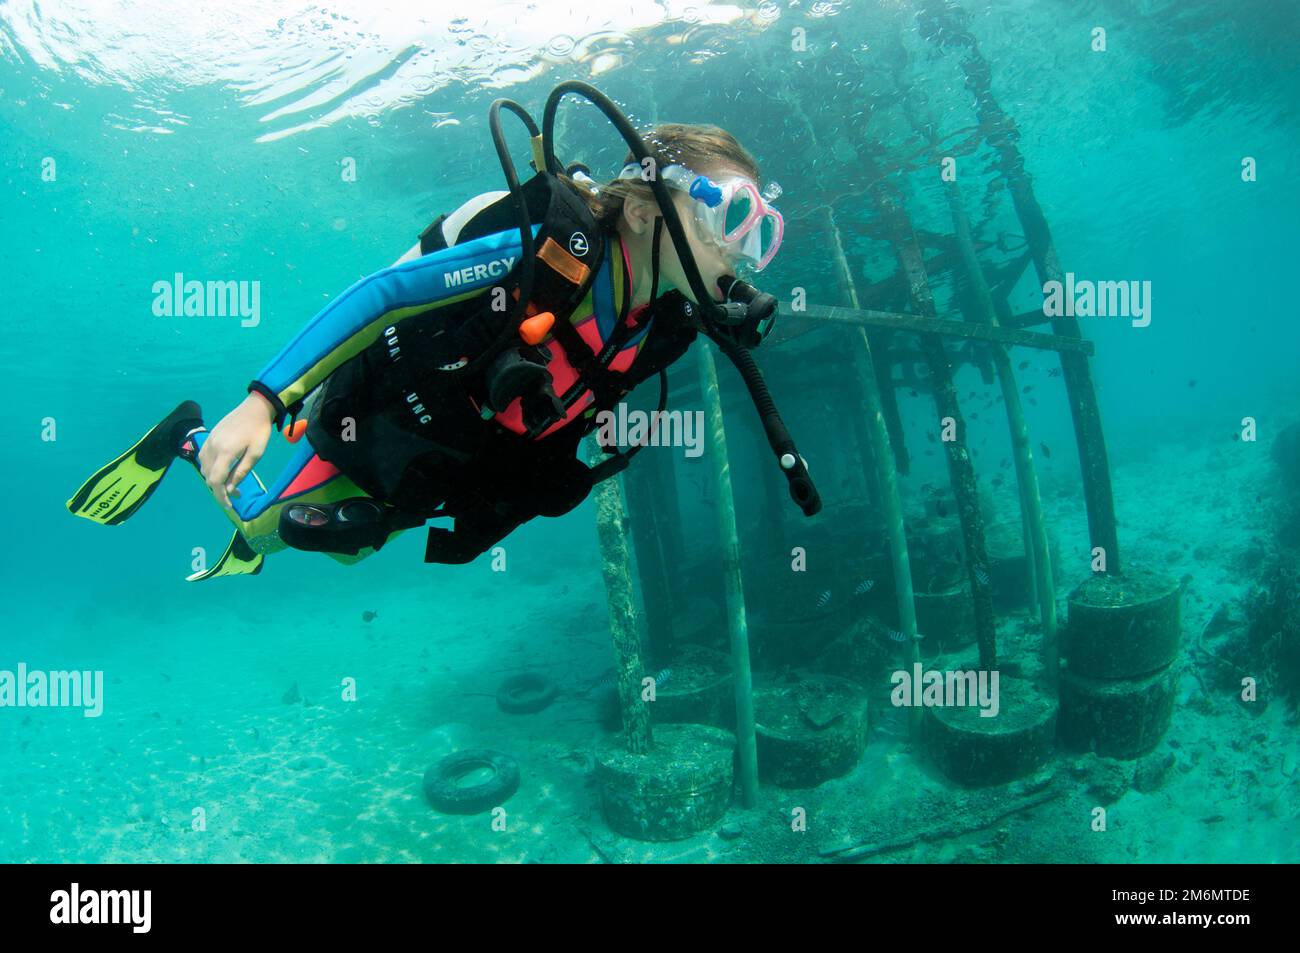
[[2, 432, 1296, 865]]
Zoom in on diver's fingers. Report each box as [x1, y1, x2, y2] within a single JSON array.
[[203, 449, 237, 508], [232, 427, 272, 493], [225, 450, 259, 497]]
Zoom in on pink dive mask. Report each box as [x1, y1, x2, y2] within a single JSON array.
[[619, 162, 785, 271]]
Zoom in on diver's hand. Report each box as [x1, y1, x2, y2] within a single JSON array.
[[198, 393, 275, 509]]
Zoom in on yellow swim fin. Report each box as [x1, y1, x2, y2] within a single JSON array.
[[67, 401, 203, 525], [186, 531, 264, 582]]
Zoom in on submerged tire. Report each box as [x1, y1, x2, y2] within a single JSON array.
[[423, 749, 520, 815], [496, 672, 558, 714]]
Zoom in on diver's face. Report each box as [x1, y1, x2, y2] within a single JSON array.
[[661, 188, 743, 303], [620, 164, 756, 304], [661, 164, 755, 303]]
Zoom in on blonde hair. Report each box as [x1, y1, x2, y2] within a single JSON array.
[[560, 123, 761, 227]]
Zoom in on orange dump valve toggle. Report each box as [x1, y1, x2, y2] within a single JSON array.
[[519, 311, 555, 345]]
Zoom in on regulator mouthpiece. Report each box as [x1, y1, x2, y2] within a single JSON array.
[[714, 275, 778, 348]]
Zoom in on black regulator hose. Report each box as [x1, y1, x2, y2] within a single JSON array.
[[710, 333, 821, 517]]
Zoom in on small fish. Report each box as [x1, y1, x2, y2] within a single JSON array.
[[992, 475, 1005, 487], [973, 566, 990, 586], [1047, 367, 1061, 377], [854, 579, 875, 595], [362, 610, 378, 623], [1040, 442, 1051, 458], [1028, 397, 1038, 405], [161, 673, 171, 683], [1000, 457, 1010, 468], [936, 500, 948, 517], [909, 389, 919, 398], [1018, 360, 1029, 370], [1022, 385, 1034, 393], [886, 628, 908, 643], [926, 431, 937, 443], [815, 590, 833, 610], [1188, 379, 1197, 388], [970, 412, 979, 420]]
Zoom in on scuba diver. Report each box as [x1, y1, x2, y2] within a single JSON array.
[[67, 82, 819, 581]]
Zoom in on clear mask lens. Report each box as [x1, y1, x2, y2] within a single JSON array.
[[723, 191, 755, 238]]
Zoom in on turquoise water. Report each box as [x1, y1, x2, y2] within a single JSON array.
[[2, 0, 1298, 863]]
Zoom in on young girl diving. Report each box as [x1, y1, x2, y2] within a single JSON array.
[[66, 86, 796, 581]]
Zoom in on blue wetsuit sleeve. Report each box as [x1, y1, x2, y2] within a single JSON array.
[[248, 228, 532, 424]]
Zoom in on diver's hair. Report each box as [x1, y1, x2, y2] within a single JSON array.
[[558, 123, 760, 228]]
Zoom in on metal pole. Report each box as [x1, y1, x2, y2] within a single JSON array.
[[822, 207, 924, 735], [776, 304, 1095, 354], [874, 184, 1000, 671], [944, 177, 1059, 686], [697, 342, 760, 806]]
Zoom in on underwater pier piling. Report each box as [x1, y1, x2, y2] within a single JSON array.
[[821, 204, 924, 736], [588, 434, 739, 840], [942, 174, 1059, 685], [697, 340, 761, 808], [585, 435, 652, 754], [872, 182, 1000, 672], [923, 2, 1122, 575]]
